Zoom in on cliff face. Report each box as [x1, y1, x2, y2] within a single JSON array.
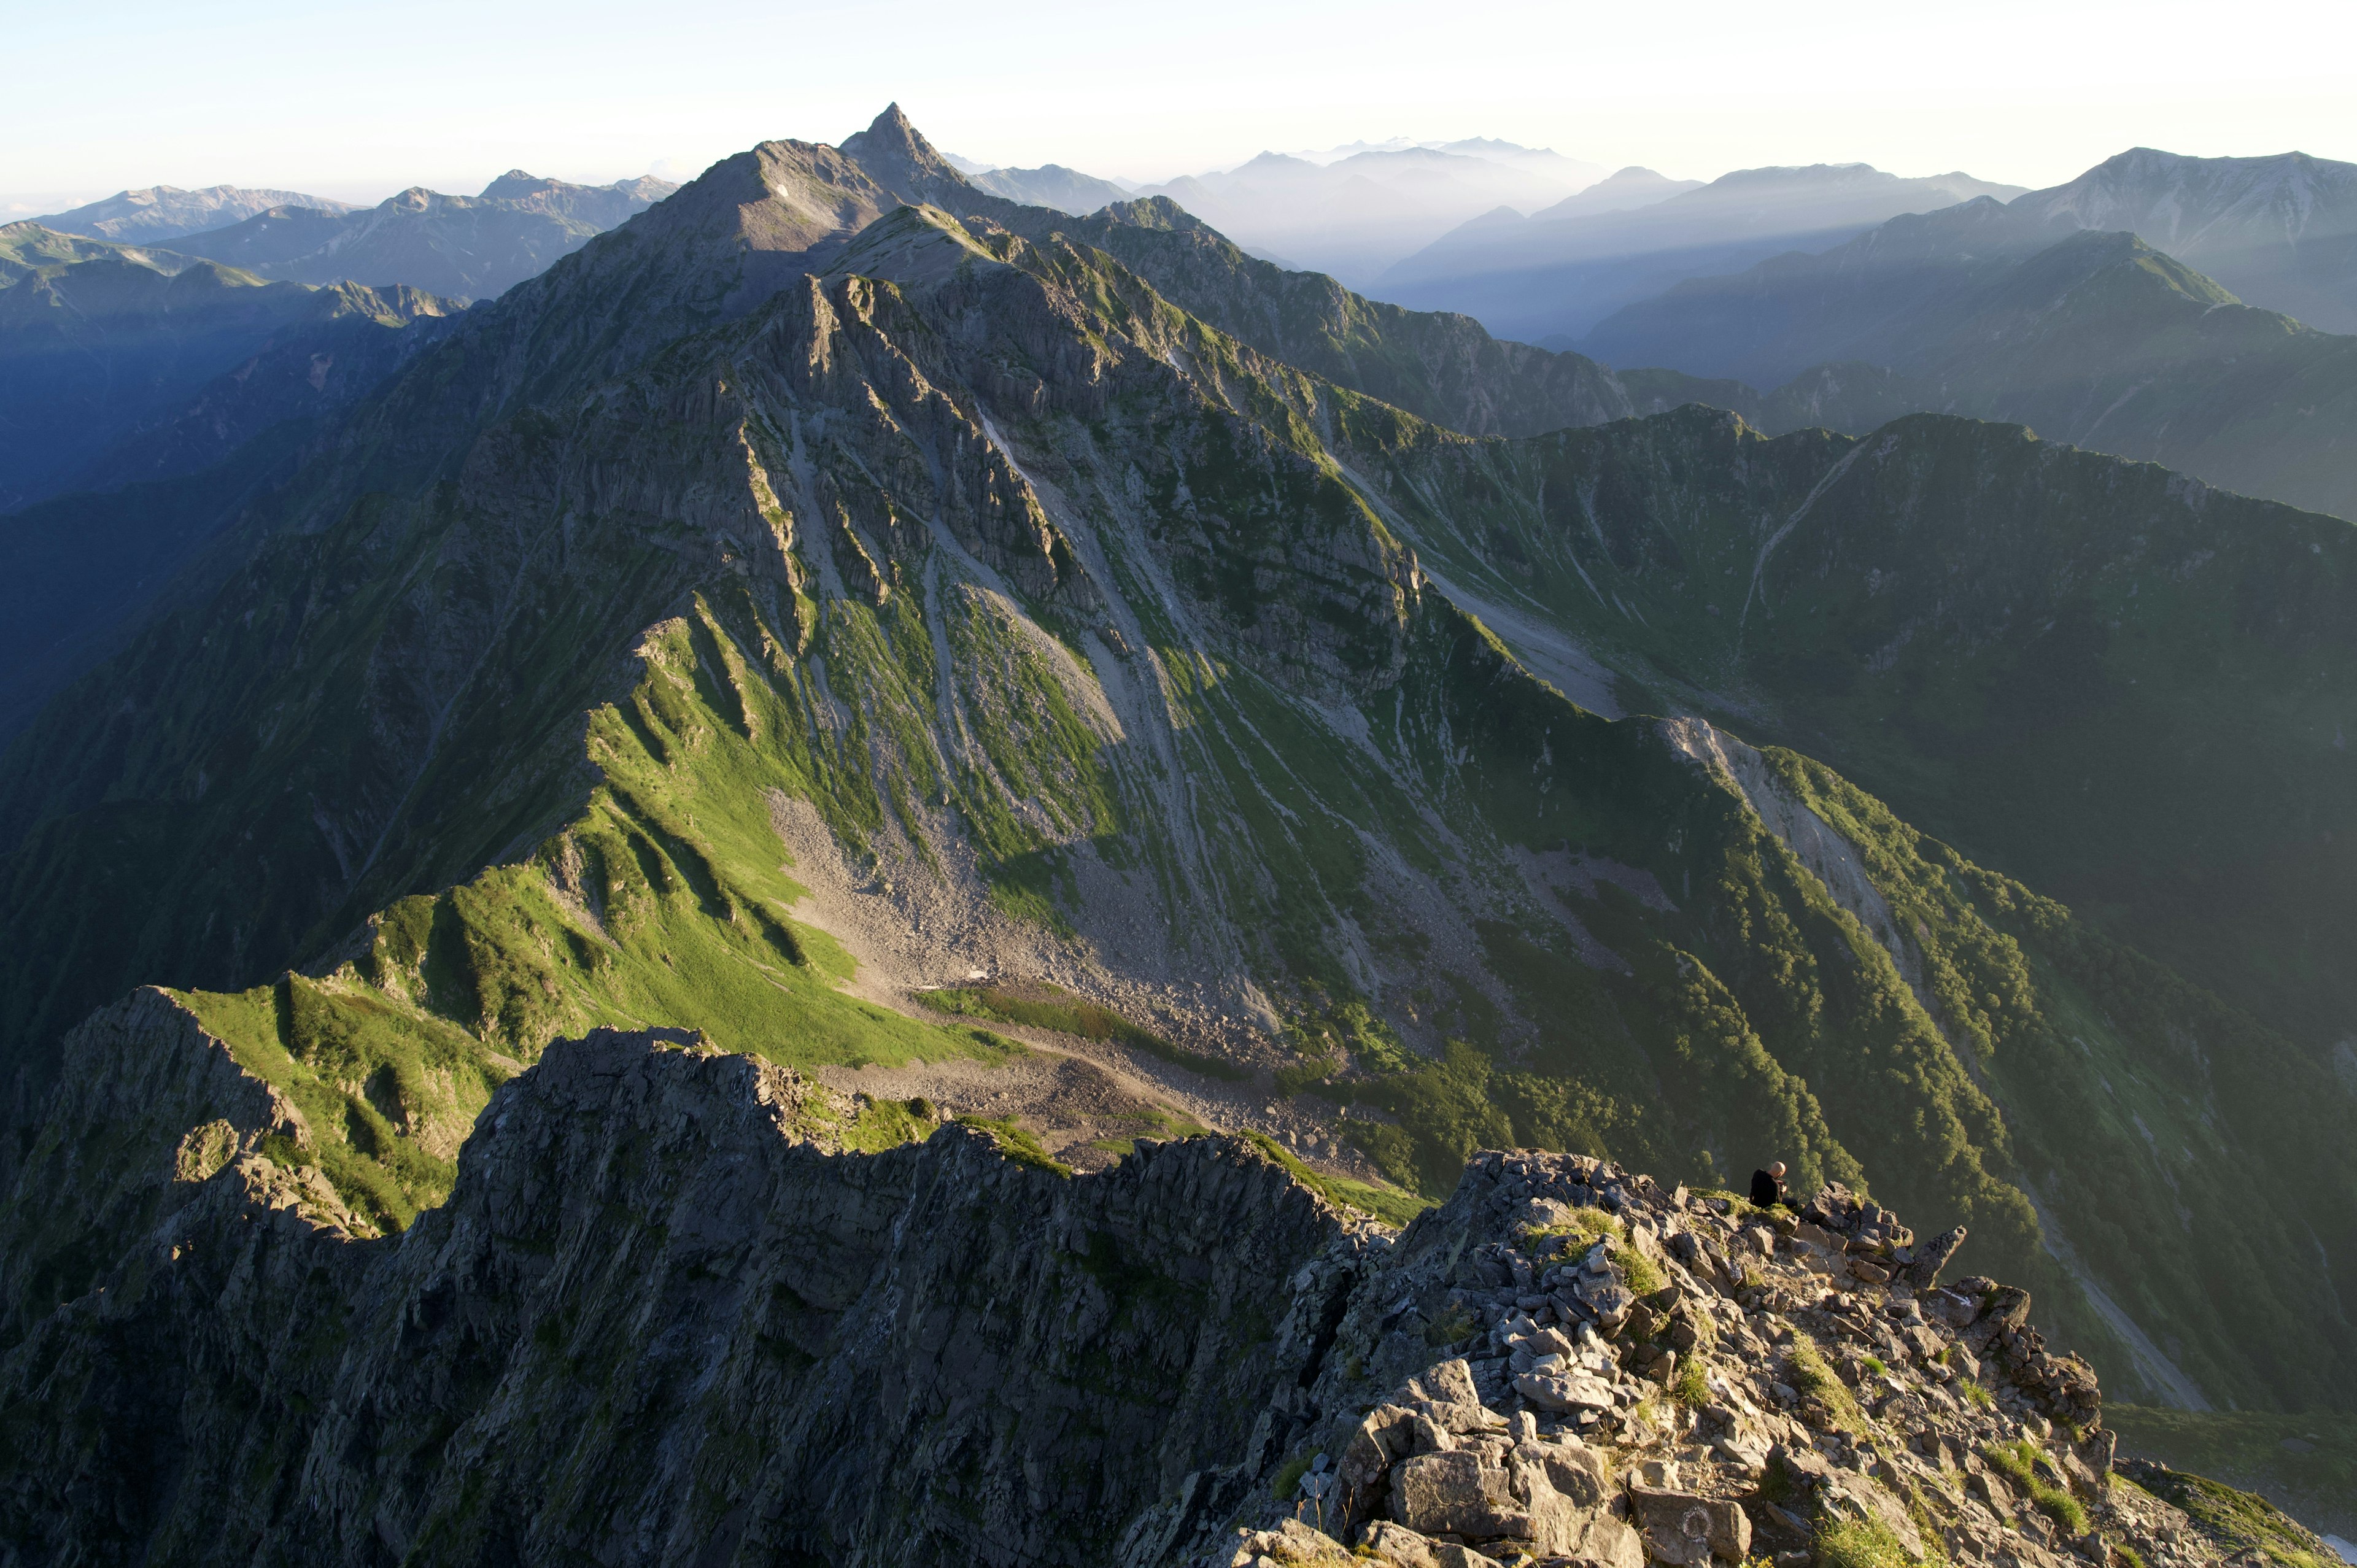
[[2, 1009, 2331, 1568], [0, 1006, 1355, 1565]]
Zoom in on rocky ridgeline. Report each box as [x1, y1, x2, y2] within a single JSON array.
[[1212, 1150, 2312, 1568], [0, 1007, 2326, 1568]]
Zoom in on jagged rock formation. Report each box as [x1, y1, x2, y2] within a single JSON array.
[[0, 1011, 1353, 1563], [1, 1013, 2329, 1568]]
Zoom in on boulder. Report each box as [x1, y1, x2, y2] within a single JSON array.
[[1631, 1487, 1753, 1566], [1979, 1283, 2033, 1334], [1801, 1183, 1864, 1232], [1527, 1496, 1646, 1568], [1362, 1521, 1444, 1568], [1232, 1520, 1357, 1567], [1390, 1451, 1533, 1540], [1336, 1405, 1420, 1531], [1422, 1397, 1511, 1435], [1406, 1359, 1484, 1407], [1515, 1370, 1617, 1413], [1519, 1439, 1610, 1507], [1410, 1412, 1458, 1454], [1532, 1326, 1581, 1359], [1825, 1477, 1925, 1559], [1434, 1546, 1503, 1568]]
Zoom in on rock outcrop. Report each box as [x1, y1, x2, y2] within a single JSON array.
[[2, 1019, 2332, 1568], [0, 1020, 1355, 1564]]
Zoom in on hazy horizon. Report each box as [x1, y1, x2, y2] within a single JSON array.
[[5, 0, 2353, 218]]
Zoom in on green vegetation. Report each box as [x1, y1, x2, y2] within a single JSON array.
[[2108, 1407, 2356, 1539], [2120, 1464, 2336, 1568], [1787, 1343, 1866, 1434], [915, 982, 1247, 1081], [4, 173, 2353, 1419], [1530, 1207, 1624, 1248], [1271, 1453, 1312, 1502], [1668, 1354, 1711, 1410], [1984, 1440, 2088, 1535], [833, 1096, 940, 1153], [1816, 1513, 1919, 1568], [955, 1115, 1072, 1177], [1088, 1106, 1213, 1156], [1239, 1130, 1431, 1227], [1616, 1243, 1668, 1296]]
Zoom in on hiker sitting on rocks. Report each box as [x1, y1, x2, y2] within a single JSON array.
[[1749, 1161, 1788, 1210]]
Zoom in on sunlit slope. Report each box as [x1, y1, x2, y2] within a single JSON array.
[[1, 191, 2348, 1412]]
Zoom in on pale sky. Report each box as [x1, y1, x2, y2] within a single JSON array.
[[4, 0, 2354, 214]]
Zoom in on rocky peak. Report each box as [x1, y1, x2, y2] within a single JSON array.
[[840, 101, 976, 207], [479, 167, 551, 200]]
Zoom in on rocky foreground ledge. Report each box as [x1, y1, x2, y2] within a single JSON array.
[[0, 1005, 2329, 1568]]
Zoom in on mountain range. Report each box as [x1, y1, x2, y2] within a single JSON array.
[[1584, 149, 2357, 379], [1375, 163, 2028, 343], [1574, 184, 2357, 527], [2, 104, 2353, 1491], [166, 169, 676, 300], [29, 182, 356, 241], [5, 1017, 2327, 1566], [959, 160, 1136, 214], [0, 168, 680, 733], [1125, 143, 1611, 285]]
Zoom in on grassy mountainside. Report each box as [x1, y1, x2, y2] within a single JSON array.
[[1380, 407, 2357, 1050], [2109, 1407, 2357, 1541], [1, 114, 2350, 1421]]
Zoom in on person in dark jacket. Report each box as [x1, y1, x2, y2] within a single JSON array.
[[1749, 1161, 1788, 1209]]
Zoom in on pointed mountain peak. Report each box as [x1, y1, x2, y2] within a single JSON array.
[[840, 103, 970, 204]]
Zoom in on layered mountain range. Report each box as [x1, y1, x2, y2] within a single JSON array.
[[0, 169, 677, 736], [1127, 144, 1612, 285], [2, 102, 2353, 1459], [1374, 164, 2028, 344], [1575, 163, 2357, 524], [2, 107, 2355, 1568], [165, 169, 676, 300], [28, 183, 356, 241]]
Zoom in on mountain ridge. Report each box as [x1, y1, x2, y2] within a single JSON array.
[[1374, 163, 2026, 343], [169, 171, 676, 300], [0, 1009, 2334, 1565], [1, 107, 2352, 1438], [29, 182, 356, 242]]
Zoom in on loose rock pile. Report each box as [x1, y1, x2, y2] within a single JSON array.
[[1221, 1151, 2308, 1568]]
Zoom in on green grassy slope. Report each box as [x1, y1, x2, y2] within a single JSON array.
[[2110, 1407, 2357, 1540]]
